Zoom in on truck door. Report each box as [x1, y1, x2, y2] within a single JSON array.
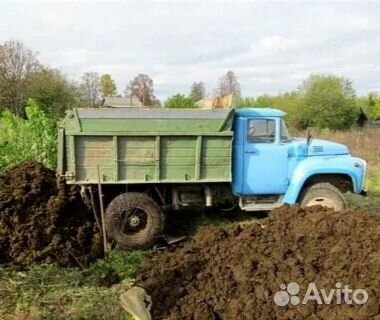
[[243, 118, 288, 194]]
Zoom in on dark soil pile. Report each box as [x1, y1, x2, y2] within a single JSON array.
[[0, 161, 103, 267], [137, 205, 380, 320]]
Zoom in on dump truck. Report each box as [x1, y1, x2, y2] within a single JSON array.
[[58, 107, 367, 248]]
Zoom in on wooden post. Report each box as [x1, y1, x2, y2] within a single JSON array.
[[97, 165, 108, 256]]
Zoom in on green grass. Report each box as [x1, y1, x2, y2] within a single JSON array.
[[0, 250, 148, 320]]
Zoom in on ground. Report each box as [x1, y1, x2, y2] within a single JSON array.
[[0, 128, 379, 320]]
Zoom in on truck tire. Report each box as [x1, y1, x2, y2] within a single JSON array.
[[299, 182, 347, 211], [105, 192, 164, 249]]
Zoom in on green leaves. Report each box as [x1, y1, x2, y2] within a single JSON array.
[[0, 99, 57, 172], [299, 74, 359, 130], [100, 74, 117, 97], [164, 93, 196, 108], [236, 74, 361, 130]]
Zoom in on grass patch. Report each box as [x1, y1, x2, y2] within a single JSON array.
[[0, 250, 148, 320], [345, 192, 380, 214]]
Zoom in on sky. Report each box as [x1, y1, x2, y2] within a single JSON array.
[[0, 0, 379, 100]]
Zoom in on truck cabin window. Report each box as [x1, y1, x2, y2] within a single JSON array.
[[281, 119, 292, 143], [247, 119, 275, 143]]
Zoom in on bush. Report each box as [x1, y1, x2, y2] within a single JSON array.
[[299, 74, 359, 130], [164, 93, 196, 108], [0, 99, 57, 172], [359, 93, 380, 120]]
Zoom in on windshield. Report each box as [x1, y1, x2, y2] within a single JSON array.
[[281, 119, 292, 142]]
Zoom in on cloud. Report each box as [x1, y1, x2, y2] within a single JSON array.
[[0, 1, 379, 98]]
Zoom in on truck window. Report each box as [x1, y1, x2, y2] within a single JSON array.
[[247, 119, 275, 143], [281, 119, 292, 143]]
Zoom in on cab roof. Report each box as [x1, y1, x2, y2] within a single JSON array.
[[235, 107, 286, 117]]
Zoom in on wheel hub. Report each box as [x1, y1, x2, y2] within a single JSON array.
[[129, 215, 141, 228]]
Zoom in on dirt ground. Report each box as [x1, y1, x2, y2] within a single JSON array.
[[1, 161, 380, 319], [137, 205, 380, 320], [0, 161, 103, 267]]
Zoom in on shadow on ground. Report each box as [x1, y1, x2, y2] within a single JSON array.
[[164, 207, 267, 238]]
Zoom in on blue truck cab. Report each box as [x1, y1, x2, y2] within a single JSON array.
[[232, 108, 366, 211]]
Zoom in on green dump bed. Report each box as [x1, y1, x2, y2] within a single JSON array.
[[58, 108, 234, 184]]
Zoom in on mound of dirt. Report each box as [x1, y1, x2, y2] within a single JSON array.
[[0, 161, 103, 267], [137, 206, 380, 320]]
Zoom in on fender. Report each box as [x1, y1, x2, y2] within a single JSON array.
[[283, 155, 366, 204]]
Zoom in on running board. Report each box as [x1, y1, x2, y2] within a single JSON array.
[[239, 196, 284, 212]]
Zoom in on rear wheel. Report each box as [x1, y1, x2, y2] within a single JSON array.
[[105, 192, 164, 249], [300, 182, 347, 211]]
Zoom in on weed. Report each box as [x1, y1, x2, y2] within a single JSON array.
[[0, 250, 146, 320]]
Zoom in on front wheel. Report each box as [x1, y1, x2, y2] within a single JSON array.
[[105, 192, 164, 249], [299, 182, 347, 211]]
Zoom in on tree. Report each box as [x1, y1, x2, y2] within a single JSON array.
[[272, 92, 304, 129], [125, 74, 156, 106], [80, 72, 100, 107], [25, 67, 81, 119], [215, 70, 241, 97], [358, 92, 379, 120], [164, 94, 196, 108], [100, 74, 117, 97], [236, 96, 256, 107], [0, 40, 40, 116], [298, 74, 359, 130], [190, 82, 205, 101], [255, 94, 275, 107]]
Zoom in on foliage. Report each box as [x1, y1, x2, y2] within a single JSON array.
[[190, 81, 205, 101], [100, 74, 117, 97], [0, 99, 57, 172], [0, 250, 148, 319], [164, 93, 196, 108], [299, 74, 359, 130], [237, 74, 361, 130], [358, 92, 380, 120], [215, 70, 241, 97], [125, 73, 158, 107], [235, 96, 257, 107], [237, 92, 304, 128], [25, 67, 81, 119]]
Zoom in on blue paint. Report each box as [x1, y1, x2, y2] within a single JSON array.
[[231, 107, 366, 203]]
